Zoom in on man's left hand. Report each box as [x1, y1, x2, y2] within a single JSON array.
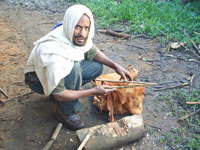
[[115, 65, 133, 81]]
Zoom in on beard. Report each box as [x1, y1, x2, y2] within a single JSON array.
[[73, 35, 87, 46]]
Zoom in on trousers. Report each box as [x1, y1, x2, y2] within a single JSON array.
[[25, 60, 103, 114]]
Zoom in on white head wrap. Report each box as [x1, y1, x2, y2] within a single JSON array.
[[24, 4, 94, 95]]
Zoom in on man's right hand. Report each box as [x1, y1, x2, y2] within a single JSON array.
[[93, 85, 116, 96], [53, 85, 116, 102]]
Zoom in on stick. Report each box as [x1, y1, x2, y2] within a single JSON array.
[[105, 84, 147, 89], [154, 83, 189, 91], [0, 88, 8, 98], [41, 123, 62, 150], [190, 38, 200, 56], [95, 79, 157, 86], [184, 30, 200, 56], [193, 31, 200, 35], [145, 124, 162, 131], [98, 30, 129, 39], [190, 74, 195, 86], [95, 39, 127, 43], [186, 102, 200, 105], [77, 129, 93, 150], [0, 99, 5, 105], [178, 108, 200, 121], [4, 91, 33, 103]]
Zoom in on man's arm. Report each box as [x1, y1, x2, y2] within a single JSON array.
[[93, 50, 133, 81], [53, 85, 116, 102]]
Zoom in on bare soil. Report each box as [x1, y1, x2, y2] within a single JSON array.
[[0, 1, 200, 150]]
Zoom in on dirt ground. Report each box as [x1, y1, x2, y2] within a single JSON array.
[[0, 1, 200, 150]]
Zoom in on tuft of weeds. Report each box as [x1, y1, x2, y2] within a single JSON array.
[[159, 89, 200, 150], [160, 127, 200, 150], [73, 0, 200, 53]]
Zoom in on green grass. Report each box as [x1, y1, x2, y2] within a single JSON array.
[[160, 89, 200, 150], [69, 0, 200, 53]]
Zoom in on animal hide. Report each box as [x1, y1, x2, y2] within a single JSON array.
[[93, 68, 145, 122]]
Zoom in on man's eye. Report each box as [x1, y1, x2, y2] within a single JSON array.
[[75, 25, 81, 29], [85, 27, 89, 30]]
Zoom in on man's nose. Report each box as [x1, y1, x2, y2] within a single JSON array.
[[80, 28, 87, 37]]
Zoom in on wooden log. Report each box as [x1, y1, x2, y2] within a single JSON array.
[[76, 115, 144, 150]]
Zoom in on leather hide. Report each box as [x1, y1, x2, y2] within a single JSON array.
[[93, 69, 145, 122]]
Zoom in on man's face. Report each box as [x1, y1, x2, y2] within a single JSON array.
[[73, 14, 90, 46]]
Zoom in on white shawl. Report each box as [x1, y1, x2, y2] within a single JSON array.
[[24, 4, 95, 95]]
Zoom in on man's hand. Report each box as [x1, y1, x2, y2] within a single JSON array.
[[114, 65, 133, 81], [93, 50, 133, 81], [53, 85, 116, 102], [93, 85, 116, 96]]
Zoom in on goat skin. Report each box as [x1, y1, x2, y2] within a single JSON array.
[[93, 68, 145, 122]]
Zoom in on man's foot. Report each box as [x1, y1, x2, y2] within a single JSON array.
[[53, 107, 84, 131]]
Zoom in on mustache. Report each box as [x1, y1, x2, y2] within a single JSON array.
[[74, 35, 87, 39]]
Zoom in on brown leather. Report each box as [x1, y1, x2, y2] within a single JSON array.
[[53, 106, 84, 131], [93, 68, 145, 122]]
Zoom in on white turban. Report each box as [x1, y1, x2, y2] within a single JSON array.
[[24, 4, 94, 95]]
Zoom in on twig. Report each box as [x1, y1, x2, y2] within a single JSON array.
[[0, 88, 8, 98], [178, 108, 200, 121], [4, 91, 33, 103], [126, 43, 147, 51], [95, 79, 157, 85], [193, 31, 200, 35], [155, 26, 167, 36], [154, 83, 189, 91], [105, 84, 147, 89], [190, 39, 200, 55], [145, 124, 162, 131], [41, 123, 63, 150], [147, 38, 159, 44], [98, 29, 129, 39], [0, 99, 5, 104], [190, 74, 195, 86], [77, 129, 93, 150], [95, 39, 127, 43], [186, 102, 200, 105], [184, 30, 200, 56]]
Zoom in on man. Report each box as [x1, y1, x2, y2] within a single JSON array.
[[25, 4, 132, 130]]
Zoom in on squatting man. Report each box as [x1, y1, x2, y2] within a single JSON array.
[[25, 4, 133, 131]]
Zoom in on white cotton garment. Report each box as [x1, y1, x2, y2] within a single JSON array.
[[24, 4, 95, 95]]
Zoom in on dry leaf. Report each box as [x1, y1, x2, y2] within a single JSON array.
[[170, 42, 186, 50]]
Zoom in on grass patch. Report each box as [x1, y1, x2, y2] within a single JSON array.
[[70, 0, 199, 53], [160, 89, 200, 150]]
